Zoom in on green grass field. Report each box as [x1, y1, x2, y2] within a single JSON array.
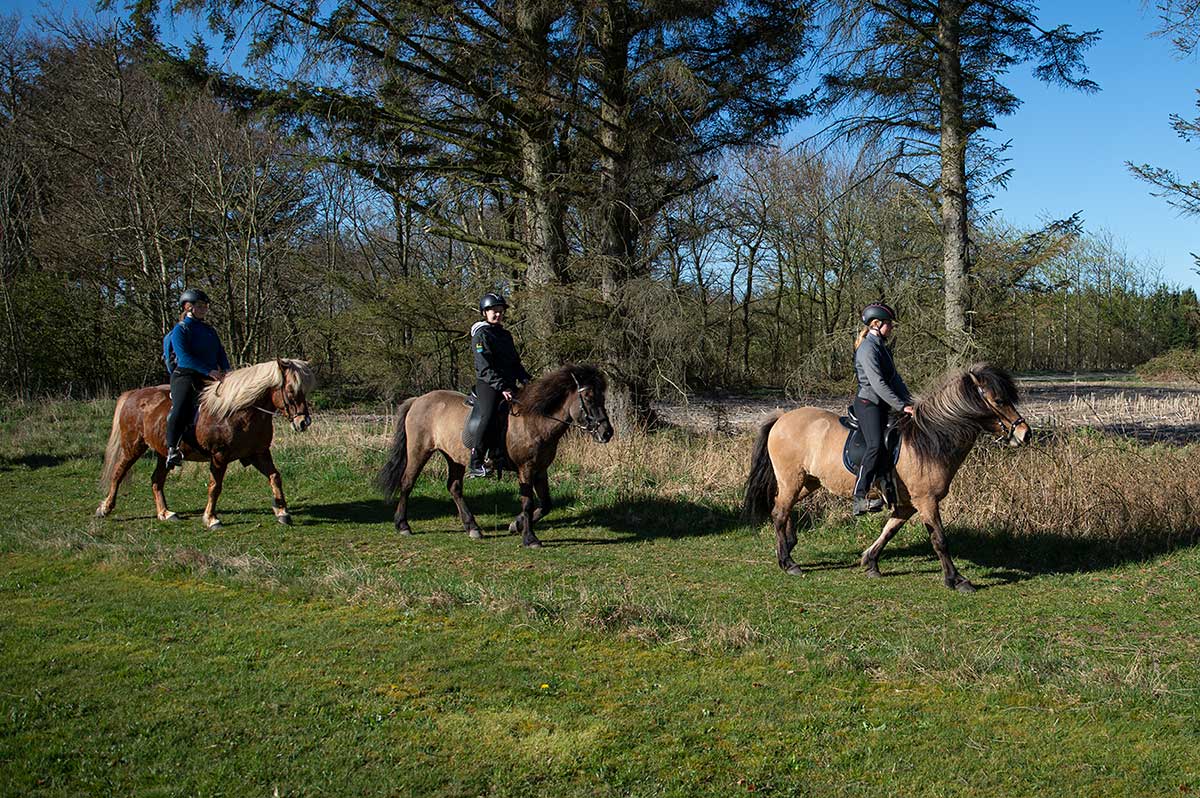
[[1, 400, 1198, 796]]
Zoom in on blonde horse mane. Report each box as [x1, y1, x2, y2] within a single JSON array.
[[200, 359, 316, 419]]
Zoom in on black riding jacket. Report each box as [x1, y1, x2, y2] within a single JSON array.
[[472, 321, 531, 392]]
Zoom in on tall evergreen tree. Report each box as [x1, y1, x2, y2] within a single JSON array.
[[817, 0, 1097, 363]]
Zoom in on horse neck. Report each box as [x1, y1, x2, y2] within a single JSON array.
[[520, 391, 576, 443]]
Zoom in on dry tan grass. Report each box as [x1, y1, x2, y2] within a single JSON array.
[[555, 422, 1200, 543]]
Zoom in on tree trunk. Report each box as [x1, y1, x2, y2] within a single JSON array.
[[938, 0, 971, 366]]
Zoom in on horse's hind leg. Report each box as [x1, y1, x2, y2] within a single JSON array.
[[393, 448, 432, 535], [861, 506, 915, 578], [773, 474, 813, 576], [914, 497, 974, 593], [150, 455, 178, 522], [250, 451, 291, 526], [97, 441, 147, 517], [444, 456, 482, 540], [202, 459, 228, 530]]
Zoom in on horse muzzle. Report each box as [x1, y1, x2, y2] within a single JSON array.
[[595, 421, 614, 443], [292, 415, 312, 432]]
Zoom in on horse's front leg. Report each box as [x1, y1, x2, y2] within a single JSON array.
[[202, 459, 228, 530], [250, 451, 291, 526], [511, 470, 552, 533], [861, 506, 916, 578], [914, 498, 974, 593], [513, 469, 541, 549]]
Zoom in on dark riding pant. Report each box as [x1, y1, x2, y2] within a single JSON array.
[[166, 368, 209, 449], [471, 380, 508, 458], [852, 397, 888, 499]]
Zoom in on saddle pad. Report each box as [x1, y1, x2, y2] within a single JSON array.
[[842, 425, 902, 475]]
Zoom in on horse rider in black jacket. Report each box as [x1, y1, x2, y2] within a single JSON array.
[[468, 293, 531, 478]]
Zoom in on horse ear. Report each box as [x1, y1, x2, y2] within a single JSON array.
[[967, 371, 985, 389]]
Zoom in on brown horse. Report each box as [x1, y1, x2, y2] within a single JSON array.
[[377, 364, 614, 547], [96, 359, 316, 528], [744, 363, 1031, 592]]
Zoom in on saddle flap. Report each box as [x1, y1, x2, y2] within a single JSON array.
[[841, 424, 902, 475]]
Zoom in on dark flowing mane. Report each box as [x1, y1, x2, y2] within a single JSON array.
[[518, 364, 607, 416], [901, 363, 1020, 463]]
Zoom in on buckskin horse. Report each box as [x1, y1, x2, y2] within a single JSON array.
[[96, 359, 316, 528], [744, 363, 1031, 592], [377, 364, 614, 547]]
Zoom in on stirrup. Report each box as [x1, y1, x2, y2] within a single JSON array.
[[165, 447, 184, 470], [852, 496, 884, 516]]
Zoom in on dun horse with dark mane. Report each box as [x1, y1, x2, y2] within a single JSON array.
[[378, 364, 613, 547], [744, 363, 1031, 592], [96, 359, 316, 528]]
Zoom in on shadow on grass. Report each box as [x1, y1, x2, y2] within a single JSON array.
[[0, 453, 72, 471], [546, 495, 744, 546], [872, 524, 1200, 588], [298, 484, 580, 530]]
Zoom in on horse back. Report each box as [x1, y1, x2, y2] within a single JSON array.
[[768, 406, 847, 476]]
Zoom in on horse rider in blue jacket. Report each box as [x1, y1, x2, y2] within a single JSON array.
[[468, 293, 531, 478], [852, 302, 915, 515], [162, 289, 230, 469]]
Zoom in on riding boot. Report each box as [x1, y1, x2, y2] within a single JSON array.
[[165, 447, 184, 470], [852, 496, 885, 516], [467, 448, 491, 479]]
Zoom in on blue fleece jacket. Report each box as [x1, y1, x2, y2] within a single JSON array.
[[163, 316, 230, 375]]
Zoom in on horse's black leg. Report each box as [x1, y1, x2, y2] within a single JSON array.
[[771, 477, 804, 576], [509, 469, 552, 534], [516, 477, 541, 549], [916, 499, 974, 593], [393, 450, 432, 535], [861, 506, 916, 578], [445, 457, 481, 539], [250, 451, 291, 526], [531, 470, 552, 523]]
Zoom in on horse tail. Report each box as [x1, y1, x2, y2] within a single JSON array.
[[377, 397, 416, 500], [99, 393, 131, 493], [742, 412, 782, 521]]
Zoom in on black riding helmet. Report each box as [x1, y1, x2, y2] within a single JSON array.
[[180, 288, 211, 307], [479, 292, 508, 313], [861, 302, 897, 325]]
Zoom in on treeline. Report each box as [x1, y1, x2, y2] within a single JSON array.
[[0, 18, 1196, 407]]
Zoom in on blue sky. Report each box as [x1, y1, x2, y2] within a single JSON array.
[[10, 0, 1200, 290]]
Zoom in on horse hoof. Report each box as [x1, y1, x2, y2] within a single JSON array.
[[784, 564, 803, 576], [864, 565, 882, 579], [523, 539, 543, 549], [396, 525, 413, 536], [95, 506, 108, 518], [206, 520, 222, 530], [160, 512, 179, 522], [508, 520, 520, 535], [277, 514, 292, 526], [951, 578, 976, 594], [468, 528, 483, 540]]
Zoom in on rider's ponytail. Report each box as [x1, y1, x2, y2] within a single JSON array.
[[854, 320, 880, 350]]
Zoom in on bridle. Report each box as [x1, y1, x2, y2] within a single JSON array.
[[522, 374, 610, 435], [977, 387, 1027, 444]]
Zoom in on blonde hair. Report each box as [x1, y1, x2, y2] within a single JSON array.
[[854, 320, 882, 350]]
